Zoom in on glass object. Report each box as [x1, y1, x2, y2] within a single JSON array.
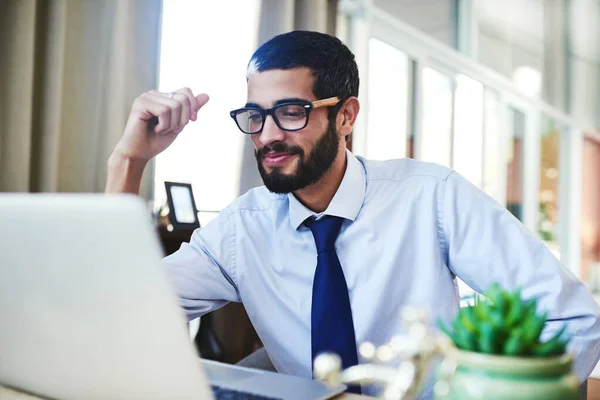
[[505, 108, 526, 221], [539, 118, 561, 256], [421, 67, 453, 167], [366, 38, 410, 160], [581, 137, 600, 289], [482, 90, 503, 203], [452, 75, 484, 187]]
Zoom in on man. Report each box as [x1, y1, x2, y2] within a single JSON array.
[[106, 31, 600, 396]]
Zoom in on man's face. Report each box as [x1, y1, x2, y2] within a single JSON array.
[[246, 68, 341, 194]]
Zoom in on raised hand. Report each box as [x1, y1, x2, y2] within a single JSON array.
[[114, 88, 210, 162], [106, 88, 209, 194]]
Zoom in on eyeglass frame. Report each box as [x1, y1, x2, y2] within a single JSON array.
[[229, 96, 340, 134]]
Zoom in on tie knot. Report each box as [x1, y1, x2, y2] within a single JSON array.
[[304, 216, 344, 254]]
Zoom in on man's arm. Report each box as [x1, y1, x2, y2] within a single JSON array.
[[163, 207, 241, 320], [106, 152, 148, 194], [104, 88, 238, 315], [105, 88, 209, 195], [441, 171, 600, 380]]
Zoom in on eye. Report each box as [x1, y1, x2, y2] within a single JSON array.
[[247, 111, 262, 121], [276, 105, 306, 120], [282, 110, 304, 117]]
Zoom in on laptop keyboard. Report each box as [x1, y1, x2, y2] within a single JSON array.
[[210, 385, 282, 400]]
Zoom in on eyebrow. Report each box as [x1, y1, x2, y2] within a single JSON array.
[[244, 98, 310, 108]]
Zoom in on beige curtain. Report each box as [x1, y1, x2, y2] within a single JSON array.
[[257, 0, 338, 45], [0, 0, 162, 198], [238, 0, 339, 194]]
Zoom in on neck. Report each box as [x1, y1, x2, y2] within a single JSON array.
[[293, 148, 347, 213]]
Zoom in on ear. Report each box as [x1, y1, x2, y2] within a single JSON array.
[[336, 97, 360, 139]]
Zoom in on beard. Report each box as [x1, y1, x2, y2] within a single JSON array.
[[255, 122, 339, 194]]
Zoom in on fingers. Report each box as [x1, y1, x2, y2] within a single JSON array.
[[173, 88, 195, 122], [146, 93, 181, 134], [161, 88, 209, 126], [172, 93, 190, 130], [170, 89, 210, 122], [135, 88, 209, 135], [195, 93, 210, 118], [134, 95, 172, 134]]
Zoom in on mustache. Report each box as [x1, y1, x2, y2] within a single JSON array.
[[256, 143, 303, 160]]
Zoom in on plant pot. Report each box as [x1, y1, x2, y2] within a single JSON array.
[[434, 350, 580, 400]]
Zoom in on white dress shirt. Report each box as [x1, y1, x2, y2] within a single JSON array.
[[164, 149, 600, 395]]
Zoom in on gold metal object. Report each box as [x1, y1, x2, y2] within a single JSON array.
[[314, 307, 456, 400]]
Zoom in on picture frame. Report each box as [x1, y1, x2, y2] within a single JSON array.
[[164, 181, 201, 230]]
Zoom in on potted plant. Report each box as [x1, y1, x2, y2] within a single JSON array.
[[435, 284, 580, 399]]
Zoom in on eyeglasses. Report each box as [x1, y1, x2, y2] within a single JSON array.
[[229, 97, 340, 134]]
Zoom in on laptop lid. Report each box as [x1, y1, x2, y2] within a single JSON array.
[[0, 194, 213, 400]]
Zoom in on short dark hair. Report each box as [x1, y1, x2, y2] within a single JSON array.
[[247, 30, 359, 123]]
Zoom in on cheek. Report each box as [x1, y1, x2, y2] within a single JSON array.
[[250, 134, 261, 149], [307, 111, 329, 132], [285, 132, 313, 154]]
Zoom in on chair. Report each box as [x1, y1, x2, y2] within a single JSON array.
[[580, 380, 588, 400]]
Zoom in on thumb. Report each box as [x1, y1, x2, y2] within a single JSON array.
[[196, 93, 210, 109]]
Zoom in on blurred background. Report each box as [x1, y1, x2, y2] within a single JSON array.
[[1, 0, 599, 363]]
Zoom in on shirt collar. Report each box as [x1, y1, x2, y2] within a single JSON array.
[[288, 149, 366, 230]]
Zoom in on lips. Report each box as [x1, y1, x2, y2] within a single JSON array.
[[263, 152, 296, 166]]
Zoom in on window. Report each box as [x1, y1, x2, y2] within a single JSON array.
[[477, 0, 568, 110], [539, 118, 561, 256], [452, 75, 484, 187], [365, 38, 410, 160], [506, 108, 526, 221], [154, 0, 260, 217], [373, 0, 457, 48], [420, 67, 453, 167], [581, 137, 600, 291], [482, 90, 503, 203]]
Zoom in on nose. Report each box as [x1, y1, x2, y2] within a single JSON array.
[[257, 115, 286, 146]]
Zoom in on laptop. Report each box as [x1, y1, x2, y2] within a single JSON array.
[[0, 194, 346, 400]]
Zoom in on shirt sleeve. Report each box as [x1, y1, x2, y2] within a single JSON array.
[[440, 170, 600, 380], [162, 209, 240, 321]]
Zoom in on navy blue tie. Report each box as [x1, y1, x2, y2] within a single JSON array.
[[305, 216, 360, 394]]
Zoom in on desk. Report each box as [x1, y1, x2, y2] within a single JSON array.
[[589, 378, 600, 400], [0, 385, 374, 399]]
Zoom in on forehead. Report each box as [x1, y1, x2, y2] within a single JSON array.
[[246, 67, 316, 107]]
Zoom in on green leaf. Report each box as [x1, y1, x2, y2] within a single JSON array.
[[483, 284, 504, 309], [523, 312, 547, 344], [525, 298, 538, 318], [478, 322, 501, 354], [505, 296, 525, 327], [488, 309, 506, 330], [503, 328, 528, 355], [443, 287, 571, 358], [532, 339, 567, 356], [454, 323, 478, 352], [473, 302, 493, 322], [547, 324, 568, 342], [483, 283, 502, 298], [532, 325, 568, 357], [459, 307, 479, 334]]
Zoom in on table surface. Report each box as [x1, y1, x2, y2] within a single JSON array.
[[0, 385, 374, 399], [337, 393, 375, 399]]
